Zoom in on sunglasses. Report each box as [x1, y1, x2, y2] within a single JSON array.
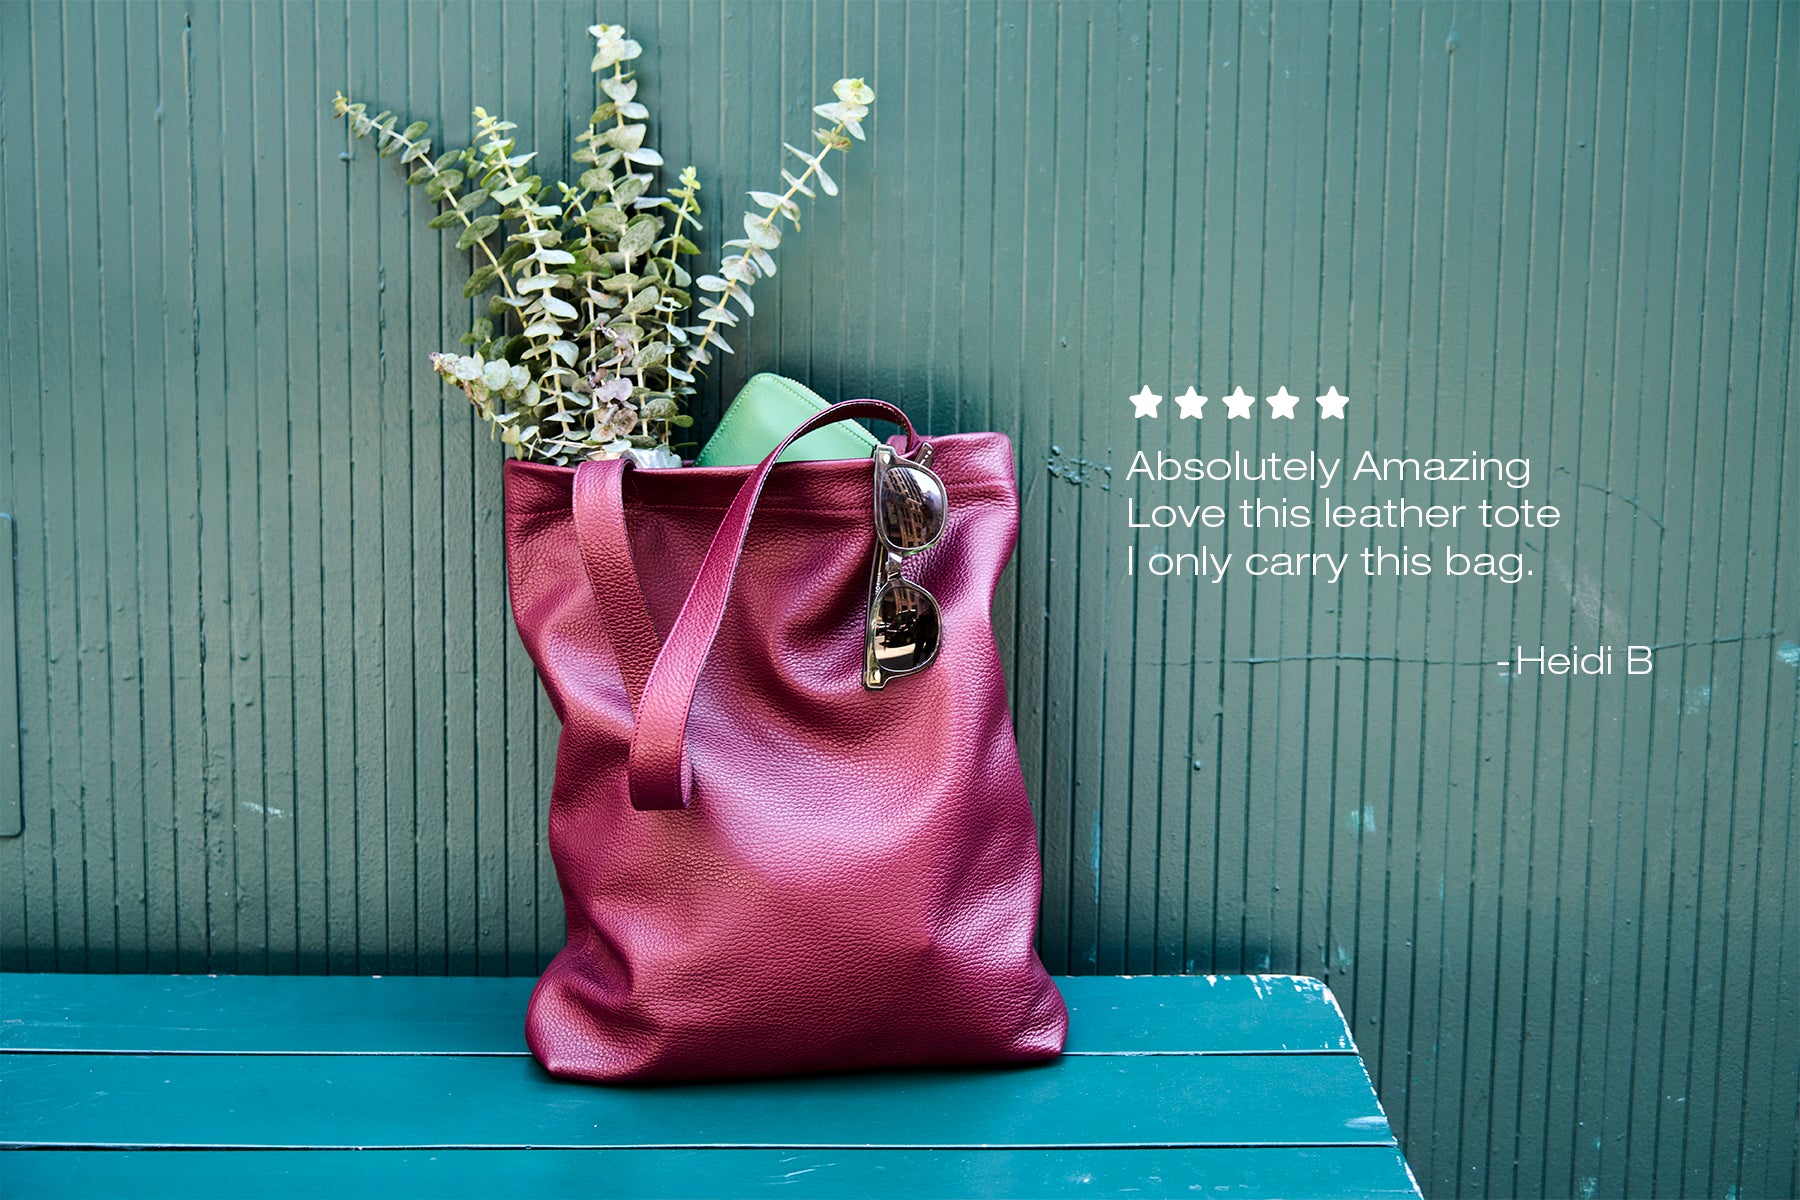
[[863, 443, 948, 690]]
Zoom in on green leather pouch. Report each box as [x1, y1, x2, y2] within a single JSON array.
[[695, 373, 882, 466]]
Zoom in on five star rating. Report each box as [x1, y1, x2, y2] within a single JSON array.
[[1129, 386, 1351, 420]]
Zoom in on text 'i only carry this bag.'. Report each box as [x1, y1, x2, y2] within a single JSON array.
[[503, 399, 1069, 1082]]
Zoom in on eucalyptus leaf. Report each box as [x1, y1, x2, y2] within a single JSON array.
[[424, 169, 464, 200], [585, 204, 627, 233], [606, 123, 646, 153], [742, 214, 781, 249], [618, 219, 656, 258], [462, 263, 500, 297], [456, 215, 500, 250]]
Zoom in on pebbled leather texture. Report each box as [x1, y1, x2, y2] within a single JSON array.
[[503, 402, 1069, 1083]]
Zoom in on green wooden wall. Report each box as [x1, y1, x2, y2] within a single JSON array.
[[3, 1, 1797, 1195]]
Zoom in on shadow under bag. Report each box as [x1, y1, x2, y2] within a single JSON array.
[[503, 400, 1068, 1082]]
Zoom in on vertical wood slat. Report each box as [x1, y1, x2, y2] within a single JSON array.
[[0, 0, 38, 963], [1, 2, 1795, 1196]]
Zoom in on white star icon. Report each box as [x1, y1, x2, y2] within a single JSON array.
[[1129, 386, 1163, 419], [1265, 387, 1300, 419], [1316, 386, 1350, 418], [1174, 387, 1208, 419], [1222, 387, 1257, 419]]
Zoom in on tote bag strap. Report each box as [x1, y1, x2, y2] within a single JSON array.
[[573, 400, 921, 810]]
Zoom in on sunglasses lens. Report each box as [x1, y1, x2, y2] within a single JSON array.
[[871, 580, 941, 674], [875, 461, 947, 552]]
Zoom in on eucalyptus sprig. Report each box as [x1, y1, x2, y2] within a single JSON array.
[[687, 79, 875, 372], [332, 20, 875, 467]]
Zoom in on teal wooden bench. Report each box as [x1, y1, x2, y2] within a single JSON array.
[[2, 974, 1419, 1198]]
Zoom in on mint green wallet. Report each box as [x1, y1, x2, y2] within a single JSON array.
[[695, 373, 882, 467]]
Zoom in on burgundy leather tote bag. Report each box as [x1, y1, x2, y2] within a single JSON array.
[[503, 400, 1068, 1083]]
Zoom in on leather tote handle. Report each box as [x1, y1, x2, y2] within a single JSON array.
[[572, 400, 921, 810]]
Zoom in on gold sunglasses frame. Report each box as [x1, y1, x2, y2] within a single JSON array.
[[863, 443, 947, 690]]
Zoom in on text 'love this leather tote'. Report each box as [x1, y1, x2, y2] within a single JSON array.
[[503, 400, 1068, 1083]]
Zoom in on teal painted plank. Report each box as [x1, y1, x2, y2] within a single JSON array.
[[1639, 4, 1727, 1196], [314, 0, 362, 972], [1007, 0, 1061, 971], [1589, 10, 1695, 1195], [152, 0, 211, 975], [1740, 9, 1800, 1198], [432, 0, 481, 977], [0, 1052, 1392, 1150], [278, 0, 327, 973], [185, 0, 237, 974], [1099, 0, 1151, 980], [1448, 6, 1526, 1193], [0, 974, 1355, 1056], [1141, 0, 1195, 978], [345, 0, 388, 975], [216, 0, 270, 976], [248, 0, 299, 973], [58, 0, 114, 974], [0, 1146, 1421, 1199], [373, 0, 416, 977], [0, 516, 17, 838], [0, 0, 36, 956], [27, 0, 88, 976], [404, 0, 450, 978], [119, 0, 178, 974], [90, 1, 148, 970], [1040, 0, 1093, 975], [463, 0, 513, 980]]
